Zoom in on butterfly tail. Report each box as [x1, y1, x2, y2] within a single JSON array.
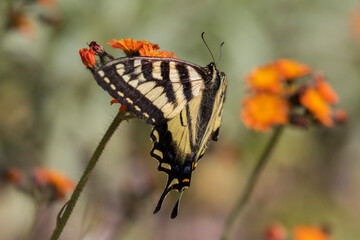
[[153, 184, 172, 214]]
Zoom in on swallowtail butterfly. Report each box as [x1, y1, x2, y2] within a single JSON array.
[[93, 45, 227, 218]]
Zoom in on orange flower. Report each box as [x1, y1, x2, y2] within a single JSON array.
[[3, 168, 23, 185], [246, 64, 282, 93], [140, 40, 160, 51], [300, 88, 333, 127], [242, 93, 289, 132], [107, 39, 159, 57], [314, 73, 339, 104], [157, 50, 178, 59], [108, 38, 144, 56], [275, 59, 311, 80], [138, 44, 177, 59], [79, 48, 96, 68], [293, 226, 330, 240], [138, 44, 158, 57], [242, 59, 345, 131], [33, 167, 75, 199]]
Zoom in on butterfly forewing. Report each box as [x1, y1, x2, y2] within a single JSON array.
[[93, 56, 209, 125]]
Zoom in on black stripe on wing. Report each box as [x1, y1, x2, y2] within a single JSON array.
[[176, 64, 193, 101], [160, 61, 177, 105]]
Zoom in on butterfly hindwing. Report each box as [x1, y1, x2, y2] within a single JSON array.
[[150, 71, 227, 218], [93, 56, 208, 125]]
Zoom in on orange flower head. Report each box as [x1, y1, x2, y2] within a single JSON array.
[[157, 50, 178, 59], [241, 93, 289, 132], [314, 73, 339, 104], [138, 44, 177, 59], [140, 40, 160, 51], [293, 226, 330, 240], [79, 48, 96, 68], [300, 87, 333, 127], [246, 64, 282, 93], [3, 168, 23, 185], [275, 59, 311, 80], [33, 167, 75, 199], [138, 44, 158, 57], [107, 39, 156, 57]]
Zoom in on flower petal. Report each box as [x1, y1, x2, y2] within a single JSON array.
[[314, 72, 339, 104], [33, 167, 75, 199], [276, 59, 311, 80], [246, 64, 282, 93], [293, 226, 330, 240], [300, 87, 333, 126]]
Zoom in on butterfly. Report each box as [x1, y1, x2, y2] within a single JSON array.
[[93, 52, 227, 218]]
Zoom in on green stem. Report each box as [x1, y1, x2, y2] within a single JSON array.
[[221, 126, 285, 240], [50, 111, 134, 240]]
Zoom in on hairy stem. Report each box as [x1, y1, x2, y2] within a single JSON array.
[[221, 126, 285, 240], [50, 111, 134, 240]]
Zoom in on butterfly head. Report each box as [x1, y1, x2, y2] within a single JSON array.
[[206, 62, 226, 90], [207, 62, 217, 76]]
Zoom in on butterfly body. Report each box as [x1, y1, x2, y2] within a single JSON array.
[[93, 56, 227, 218]]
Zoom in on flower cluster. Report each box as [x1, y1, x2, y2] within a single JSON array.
[[1, 167, 75, 201], [265, 224, 331, 240], [241, 59, 346, 132], [79, 38, 177, 110], [79, 38, 177, 69]]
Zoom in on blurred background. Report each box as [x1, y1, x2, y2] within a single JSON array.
[[0, 0, 359, 239]]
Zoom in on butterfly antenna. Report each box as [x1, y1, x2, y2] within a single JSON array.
[[201, 32, 216, 63], [217, 42, 225, 64]]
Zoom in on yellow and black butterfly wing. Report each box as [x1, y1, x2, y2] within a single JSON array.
[[93, 56, 208, 125], [93, 56, 227, 218], [151, 71, 227, 218]]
